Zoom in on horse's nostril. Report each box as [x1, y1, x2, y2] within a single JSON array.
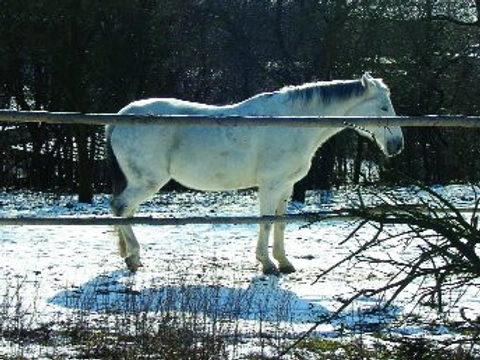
[[387, 137, 404, 156]]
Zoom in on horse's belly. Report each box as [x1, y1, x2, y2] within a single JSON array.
[[169, 152, 257, 191], [167, 128, 259, 191]]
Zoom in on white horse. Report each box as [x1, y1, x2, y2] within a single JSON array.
[[106, 73, 403, 275]]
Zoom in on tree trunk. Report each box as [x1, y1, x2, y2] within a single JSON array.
[[353, 137, 364, 184], [76, 125, 93, 203]]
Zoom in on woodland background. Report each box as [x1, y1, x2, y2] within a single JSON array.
[[0, 0, 479, 202]]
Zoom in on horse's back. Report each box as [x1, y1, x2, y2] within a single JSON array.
[[118, 98, 222, 116]]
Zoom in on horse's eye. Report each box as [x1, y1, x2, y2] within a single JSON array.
[[381, 106, 389, 112]]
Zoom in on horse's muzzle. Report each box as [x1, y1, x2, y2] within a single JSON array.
[[386, 137, 404, 157]]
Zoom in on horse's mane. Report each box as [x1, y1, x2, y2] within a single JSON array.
[[280, 79, 367, 105]]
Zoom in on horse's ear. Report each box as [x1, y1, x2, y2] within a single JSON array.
[[361, 72, 376, 90]]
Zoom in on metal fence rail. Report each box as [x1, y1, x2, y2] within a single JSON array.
[[1, 110, 480, 128], [0, 208, 476, 226], [0, 213, 345, 226]]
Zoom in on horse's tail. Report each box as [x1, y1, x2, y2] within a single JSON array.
[[105, 126, 127, 196]]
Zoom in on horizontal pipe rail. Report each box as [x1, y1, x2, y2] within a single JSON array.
[[1, 110, 480, 128], [0, 213, 344, 226], [0, 207, 475, 226]]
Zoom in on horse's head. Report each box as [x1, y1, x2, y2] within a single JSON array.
[[346, 73, 404, 157]]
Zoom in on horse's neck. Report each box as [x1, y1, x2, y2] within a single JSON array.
[[229, 93, 347, 152], [286, 93, 370, 144], [227, 90, 362, 116], [218, 91, 356, 149]]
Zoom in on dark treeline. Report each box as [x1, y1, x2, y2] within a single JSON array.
[[0, 0, 479, 202]]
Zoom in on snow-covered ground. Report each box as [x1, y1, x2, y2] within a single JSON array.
[[0, 185, 479, 357]]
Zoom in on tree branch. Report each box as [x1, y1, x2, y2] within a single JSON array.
[[430, 14, 479, 27]]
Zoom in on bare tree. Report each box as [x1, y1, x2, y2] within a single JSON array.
[[287, 183, 480, 351]]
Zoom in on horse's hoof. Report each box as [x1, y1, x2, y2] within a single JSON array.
[[262, 265, 280, 276], [279, 264, 296, 274], [125, 256, 142, 272]]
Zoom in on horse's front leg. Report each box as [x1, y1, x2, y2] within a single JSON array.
[[273, 188, 296, 274], [273, 222, 295, 274], [256, 222, 278, 275], [257, 185, 291, 275]]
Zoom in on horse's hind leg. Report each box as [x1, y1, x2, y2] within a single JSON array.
[[111, 182, 160, 218], [112, 186, 149, 271], [116, 224, 142, 272], [117, 227, 127, 258], [111, 178, 170, 271]]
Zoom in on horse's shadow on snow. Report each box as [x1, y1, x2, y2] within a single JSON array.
[[48, 270, 400, 332]]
